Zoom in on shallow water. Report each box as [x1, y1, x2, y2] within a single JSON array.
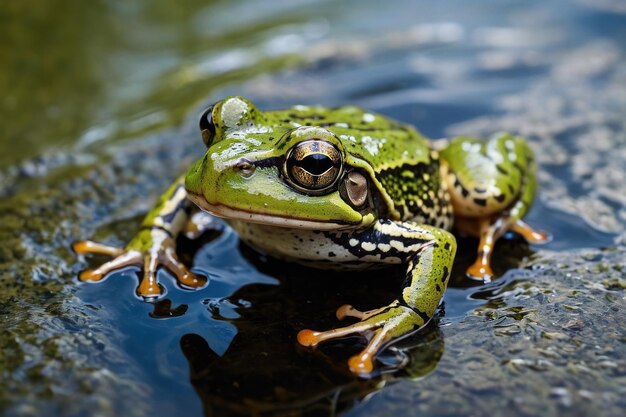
[[1, 0, 625, 416]]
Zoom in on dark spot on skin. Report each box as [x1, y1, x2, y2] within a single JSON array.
[[328, 252, 336, 257], [319, 122, 356, 129], [397, 299, 431, 322], [494, 194, 506, 203], [444, 242, 451, 250], [436, 284, 441, 292], [496, 165, 509, 176], [288, 113, 326, 121], [410, 323, 422, 331], [474, 187, 486, 193], [474, 198, 487, 206], [461, 188, 470, 198], [139, 225, 174, 238], [441, 266, 449, 283]]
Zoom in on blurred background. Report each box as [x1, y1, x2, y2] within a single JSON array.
[[1, 1, 625, 416]]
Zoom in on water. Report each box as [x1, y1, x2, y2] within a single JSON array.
[[1, 0, 625, 416]]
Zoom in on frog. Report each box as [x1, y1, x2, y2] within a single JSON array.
[[74, 96, 549, 375]]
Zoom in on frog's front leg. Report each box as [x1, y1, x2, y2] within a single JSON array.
[[440, 133, 550, 282], [297, 221, 456, 376], [74, 176, 214, 298]]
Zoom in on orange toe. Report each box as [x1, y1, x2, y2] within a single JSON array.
[[525, 229, 552, 244], [72, 241, 91, 254], [335, 304, 353, 320], [297, 329, 321, 347], [79, 269, 103, 282], [180, 273, 207, 289], [137, 280, 163, 299], [466, 260, 493, 283], [348, 353, 374, 375]]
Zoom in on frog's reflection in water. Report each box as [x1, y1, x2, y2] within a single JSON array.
[[173, 256, 444, 416], [179, 327, 443, 417]]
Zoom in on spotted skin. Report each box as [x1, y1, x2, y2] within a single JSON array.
[[440, 133, 550, 280], [75, 96, 548, 375], [376, 157, 453, 228], [440, 133, 534, 218]]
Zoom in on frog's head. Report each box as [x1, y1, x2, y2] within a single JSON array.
[[185, 96, 379, 230]]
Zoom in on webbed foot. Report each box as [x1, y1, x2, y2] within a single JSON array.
[[73, 228, 206, 298], [298, 302, 421, 376]]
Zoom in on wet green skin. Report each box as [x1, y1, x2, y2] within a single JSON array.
[[75, 96, 542, 375]]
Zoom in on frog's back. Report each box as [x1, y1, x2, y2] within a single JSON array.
[[267, 105, 453, 229]]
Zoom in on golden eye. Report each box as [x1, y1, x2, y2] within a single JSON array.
[[285, 140, 342, 193], [199, 105, 215, 147]]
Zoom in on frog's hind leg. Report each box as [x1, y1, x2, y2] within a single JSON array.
[[440, 133, 550, 282]]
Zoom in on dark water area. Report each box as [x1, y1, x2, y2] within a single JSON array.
[[1, 0, 626, 416]]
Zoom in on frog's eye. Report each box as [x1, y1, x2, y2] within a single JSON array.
[[199, 105, 216, 147], [285, 140, 342, 193]]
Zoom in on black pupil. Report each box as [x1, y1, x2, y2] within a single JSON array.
[[199, 105, 215, 133], [297, 154, 334, 175]]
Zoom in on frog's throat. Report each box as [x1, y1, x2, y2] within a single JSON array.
[[187, 192, 359, 231]]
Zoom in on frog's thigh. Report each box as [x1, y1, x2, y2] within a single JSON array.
[[441, 133, 549, 281], [440, 133, 532, 218]]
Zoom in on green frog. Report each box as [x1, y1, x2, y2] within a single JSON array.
[[74, 96, 549, 375]]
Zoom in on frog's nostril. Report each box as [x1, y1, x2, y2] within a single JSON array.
[[234, 159, 256, 178]]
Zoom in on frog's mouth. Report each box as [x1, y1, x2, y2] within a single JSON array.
[[187, 192, 356, 230]]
